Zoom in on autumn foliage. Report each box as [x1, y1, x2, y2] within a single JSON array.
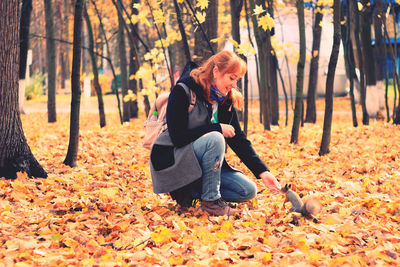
[[0, 97, 399, 266]]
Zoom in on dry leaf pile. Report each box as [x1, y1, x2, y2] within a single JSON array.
[[1, 97, 399, 266]]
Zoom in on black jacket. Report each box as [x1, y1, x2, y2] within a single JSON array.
[[163, 76, 269, 178]]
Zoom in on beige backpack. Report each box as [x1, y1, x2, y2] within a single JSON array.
[[143, 83, 196, 149]]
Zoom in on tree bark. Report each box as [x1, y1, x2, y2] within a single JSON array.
[[305, 9, 323, 123], [245, 0, 263, 124], [319, 0, 341, 156], [19, 0, 32, 81], [290, 0, 306, 144], [267, 0, 279, 126], [373, 0, 385, 83], [19, 0, 33, 114], [60, 0, 70, 91], [44, 0, 57, 123], [63, 0, 84, 167], [342, 0, 358, 127], [351, 0, 369, 125], [230, 0, 244, 122], [118, 8, 130, 122], [193, 0, 218, 64], [90, 0, 123, 124], [84, 7, 106, 128], [270, 54, 279, 125], [0, 0, 47, 179], [174, 0, 191, 62], [129, 0, 140, 118], [249, 0, 272, 130], [360, 0, 376, 86]]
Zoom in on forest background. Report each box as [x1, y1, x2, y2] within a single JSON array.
[[0, 0, 400, 265]]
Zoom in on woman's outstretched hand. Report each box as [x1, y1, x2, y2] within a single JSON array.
[[220, 123, 235, 138], [259, 171, 281, 192]]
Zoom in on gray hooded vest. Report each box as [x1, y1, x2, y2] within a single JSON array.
[[150, 83, 209, 193]]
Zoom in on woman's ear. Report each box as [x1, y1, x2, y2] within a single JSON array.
[[213, 66, 219, 78]]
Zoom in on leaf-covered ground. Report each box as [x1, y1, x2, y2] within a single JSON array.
[[1, 97, 400, 266]]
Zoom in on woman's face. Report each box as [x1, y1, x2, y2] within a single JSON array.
[[213, 67, 240, 95]]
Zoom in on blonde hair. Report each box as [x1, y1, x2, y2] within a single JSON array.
[[190, 50, 246, 109]]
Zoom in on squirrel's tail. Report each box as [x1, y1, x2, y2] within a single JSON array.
[[303, 198, 322, 216]]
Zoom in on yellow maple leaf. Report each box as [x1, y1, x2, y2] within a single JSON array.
[[236, 42, 256, 57], [216, 230, 229, 239], [169, 256, 184, 265], [96, 187, 119, 200], [253, 4, 265, 16], [153, 9, 166, 25], [276, 1, 285, 8], [124, 90, 137, 102], [258, 13, 274, 31], [308, 251, 322, 262], [196, 0, 209, 10], [211, 37, 223, 43], [151, 226, 171, 244], [195, 11, 206, 24], [358, 2, 363, 11], [262, 252, 272, 263]]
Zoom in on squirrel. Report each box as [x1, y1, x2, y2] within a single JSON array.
[[281, 184, 322, 219]]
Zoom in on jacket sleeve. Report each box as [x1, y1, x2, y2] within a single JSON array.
[[223, 106, 269, 178], [166, 84, 222, 148]]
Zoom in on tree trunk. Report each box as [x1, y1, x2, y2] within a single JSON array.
[[90, 0, 123, 124], [319, 0, 341, 156], [129, 0, 140, 118], [360, 0, 376, 87], [351, 0, 369, 125], [373, 0, 385, 111], [230, 0, 244, 122], [267, 0, 279, 126], [290, 0, 306, 144], [19, 0, 32, 81], [193, 0, 218, 64], [118, 9, 130, 122], [0, 0, 47, 179], [249, 0, 272, 130], [63, 0, 84, 167], [174, 0, 191, 63], [270, 54, 279, 125], [60, 0, 70, 91], [245, 0, 263, 124], [392, 10, 400, 123], [44, 0, 57, 123], [244, 72, 249, 135], [19, 0, 33, 114], [342, 0, 358, 127], [84, 7, 106, 128], [305, 9, 323, 123]]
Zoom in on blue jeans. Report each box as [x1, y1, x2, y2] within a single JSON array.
[[192, 132, 257, 202]]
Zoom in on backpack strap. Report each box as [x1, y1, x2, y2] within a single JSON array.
[[177, 82, 196, 112]]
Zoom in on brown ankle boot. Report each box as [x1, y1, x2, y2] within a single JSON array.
[[201, 198, 231, 216]]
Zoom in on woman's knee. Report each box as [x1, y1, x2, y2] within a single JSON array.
[[221, 172, 257, 202], [202, 131, 225, 151], [241, 179, 257, 201]]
